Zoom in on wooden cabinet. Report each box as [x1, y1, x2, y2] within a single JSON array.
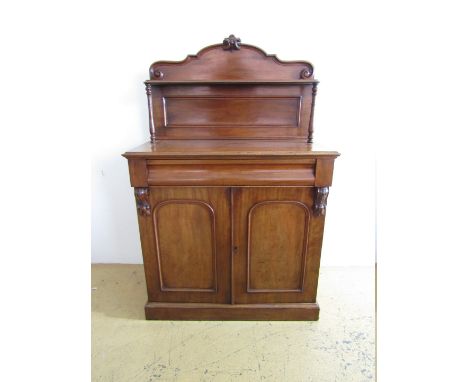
[[123, 35, 339, 320]]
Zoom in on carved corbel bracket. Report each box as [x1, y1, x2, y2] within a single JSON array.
[[313, 187, 329, 216], [134, 188, 151, 216], [223, 34, 241, 50]]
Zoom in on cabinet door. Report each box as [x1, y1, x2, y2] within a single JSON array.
[[232, 187, 325, 304], [140, 187, 230, 303]]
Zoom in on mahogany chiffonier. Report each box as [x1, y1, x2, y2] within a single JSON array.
[[123, 35, 339, 320]]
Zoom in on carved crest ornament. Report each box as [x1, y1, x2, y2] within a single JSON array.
[[222, 34, 241, 50]]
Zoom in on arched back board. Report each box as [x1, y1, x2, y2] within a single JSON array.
[[145, 35, 319, 142]]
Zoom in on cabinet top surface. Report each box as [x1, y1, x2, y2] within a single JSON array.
[[123, 140, 340, 159]]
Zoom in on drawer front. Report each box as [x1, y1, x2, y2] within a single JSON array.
[[147, 159, 316, 186]]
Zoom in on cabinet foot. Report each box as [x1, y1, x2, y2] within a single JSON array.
[[144, 302, 320, 321]]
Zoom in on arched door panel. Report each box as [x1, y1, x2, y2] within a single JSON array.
[[232, 187, 325, 304]]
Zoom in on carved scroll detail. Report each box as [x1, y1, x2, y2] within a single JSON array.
[[313, 187, 329, 216], [153, 69, 164, 78], [134, 188, 151, 216], [223, 34, 241, 50], [300, 68, 313, 79]]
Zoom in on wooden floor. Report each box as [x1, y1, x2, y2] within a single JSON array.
[[92, 265, 375, 381]]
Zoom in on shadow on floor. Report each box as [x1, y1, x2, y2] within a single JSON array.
[[91, 264, 147, 320]]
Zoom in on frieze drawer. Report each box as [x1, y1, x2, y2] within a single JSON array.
[[146, 159, 316, 186]]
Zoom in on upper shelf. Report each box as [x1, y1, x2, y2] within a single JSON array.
[[145, 80, 319, 85], [148, 35, 315, 82]]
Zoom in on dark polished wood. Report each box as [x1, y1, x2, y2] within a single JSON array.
[[232, 187, 326, 304], [148, 84, 315, 141], [147, 187, 231, 303], [149, 36, 314, 81], [222, 34, 241, 51], [123, 36, 339, 320], [145, 35, 318, 142], [145, 302, 319, 321], [134, 188, 150, 216], [124, 140, 338, 158], [313, 187, 329, 216]]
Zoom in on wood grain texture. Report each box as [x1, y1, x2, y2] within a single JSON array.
[[147, 187, 231, 304], [150, 85, 312, 141], [164, 96, 300, 127], [154, 200, 217, 292], [144, 37, 317, 141], [127, 158, 148, 186], [147, 162, 315, 186], [232, 187, 324, 304], [247, 201, 310, 292], [315, 158, 336, 186], [145, 302, 319, 321], [123, 140, 339, 159], [149, 42, 314, 81]]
